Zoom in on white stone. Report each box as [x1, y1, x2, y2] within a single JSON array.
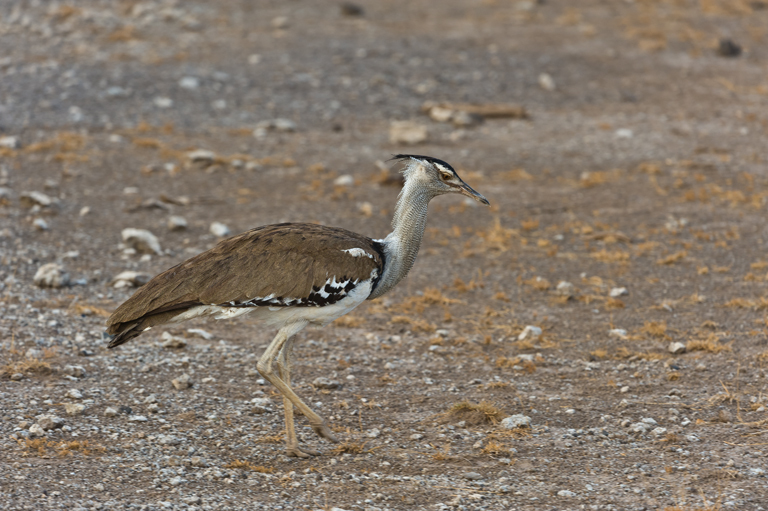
[[334, 174, 354, 187], [367, 428, 381, 438], [651, 427, 667, 436], [501, 414, 531, 429], [20, 191, 54, 207], [66, 389, 83, 399], [33, 218, 49, 230], [112, 270, 151, 288], [121, 228, 162, 255], [187, 328, 213, 340], [668, 342, 686, 355], [179, 76, 199, 89], [34, 263, 69, 288], [172, 373, 191, 390], [271, 16, 289, 29], [518, 325, 542, 341], [538, 73, 556, 91], [610, 329, 628, 338], [557, 490, 576, 497], [615, 128, 633, 139], [209, 222, 230, 237], [154, 97, 173, 108], [641, 417, 658, 425], [186, 149, 216, 162], [609, 287, 628, 297], [64, 403, 85, 415], [556, 281, 575, 297], [167, 216, 187, 231], [389, 121, 428, 145], [128, 415, 148, 422], [0, 135, 20, 148], [161, 331, 187, 349], [36, 415, 65, 430], [313, 377, 341, 390], [620, 386, 630, 393], [251, 398, 271, 414], [104, 407, 118, 417], [28, 424, 45, 437], [410, 433, 424, 440]]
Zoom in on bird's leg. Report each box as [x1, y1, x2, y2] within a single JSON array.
[[276, 336, 321, 457], [257, 324, 339, 448]]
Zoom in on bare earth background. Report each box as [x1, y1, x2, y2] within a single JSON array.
[[2, 1, 768, 510]]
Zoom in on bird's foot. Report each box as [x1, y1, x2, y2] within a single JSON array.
[[310, 421, 339, 443], [285, 445, 322, 458]]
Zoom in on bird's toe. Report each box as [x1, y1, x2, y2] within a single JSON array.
[[286, 446, 322, 457], [311, 422, 339, 443]]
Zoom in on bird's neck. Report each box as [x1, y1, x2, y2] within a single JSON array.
[[369, 179, 432, 299]]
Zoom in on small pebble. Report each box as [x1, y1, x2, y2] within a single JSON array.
[[463, 472, 483, 481], [167, 216, 188, 231], [538, 73, 556, 91], [122, 228, 162, 255], [609, 287, 628, 297], [668, 342, 686, 355], [104, 407, 118, 417], [64, 403, 85, 415], [33, 218, 49, 231], [161, 331, 187, 349], [172, 373, 192, 390], [501, 414, 531, 429], [210, 222, 230, 237], [518, 325, 542, 341], [313, 377, 341, 390], [33, 263, 69, 288]]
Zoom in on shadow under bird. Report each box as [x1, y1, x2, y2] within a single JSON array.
[[106, 154, 490, 457]]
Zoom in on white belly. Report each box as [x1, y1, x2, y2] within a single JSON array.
[[170, 278, 373, 328]]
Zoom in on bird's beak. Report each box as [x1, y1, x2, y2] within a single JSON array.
[[458, 181, 490, 206]]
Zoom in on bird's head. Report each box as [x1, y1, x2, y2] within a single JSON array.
[[392, 154, 490, 206]]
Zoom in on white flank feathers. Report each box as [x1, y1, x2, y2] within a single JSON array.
[[341, 247, 374, 259]]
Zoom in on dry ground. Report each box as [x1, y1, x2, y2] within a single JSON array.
[[2, 1, 768, 510]]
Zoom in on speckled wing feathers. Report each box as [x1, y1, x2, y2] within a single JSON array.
[[106, 223, 384, 345]]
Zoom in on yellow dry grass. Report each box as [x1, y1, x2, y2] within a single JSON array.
[[590, 249, 631, 263], [641, 321, 668, 339], [444, 400, 504, 425], [224, 460, 274, 473], [686, 334, 731, 354], [19, 438, 105, 457]]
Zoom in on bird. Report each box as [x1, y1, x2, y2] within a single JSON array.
[[106, 154, 489, 457]]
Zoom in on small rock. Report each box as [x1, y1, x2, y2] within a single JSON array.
[[313, 377, 341, 390], [104, 407, 118, 417], [10, 373, 23, 381], [651, 427, 667, 436], [172, 373, 192, 390], [33, 218, 49, 231], [556, 281, 575, 297], [340, 3, 364, 16], [121, 228, 162, 255], [410, 433, 424, 441], [37, 415, 65, 431], [366, 428, 380, 438], [255, 118, 297, 133], [159, 435, 181, 446], [451, 111, 483, 127], [501, 414, 531, 429], [609, 287, 628, 297], [128, 415, 148, 422], [389, 121, 428, 145], [66, 389, 83, 399], [717, 39, 742, 57], [463, 472, 483, 481], [112, 270, 151, 288], [179, 76, 200, 89], [609, 329, 628, 338], [271, 16, 289, 29], [668, 342, 686, 355], [169, 476, 185, 486], [334, 174, 354, 187], [94, 483, 105, 492], [20, 191, 54, 208], [615, 128, 634, 139], [187, 328, 213, 340], [538, 73, 556, 91], [251, 398, 271, 414], [641, 417, 657, 425], [0, 135, 20, 149], [34, 263, 69, 288], [186, 149, 216, 163], [161, 331, 187, 349], [620, 386, 630, 393], [64, 403, 85, 415], [518, 325, 542, 341], [557, 490, 577, 498], [28, 424, 46, 437], [749, 467, 765, 476], [62, 365, 86, 378], [167, 216, 188, 231], [209, 222, 230, 237], [153, 97, 173, 108]]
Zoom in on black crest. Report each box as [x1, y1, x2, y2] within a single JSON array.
[[391, 154, 456, 172]]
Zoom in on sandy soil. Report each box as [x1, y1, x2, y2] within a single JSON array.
[[2, 1, 768, 510]]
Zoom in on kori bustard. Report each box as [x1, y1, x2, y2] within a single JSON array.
[[106, 154, 489, 457]]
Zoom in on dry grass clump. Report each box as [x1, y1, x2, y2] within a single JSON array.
[[334, 315, 364, 328], [686, 334, 731, 354], [641, 321, 668, 339], [444, 400, 504, 425], [481, 439, 513, 456], [2, 356, 54, 379], [224, 460, 274, 473], [329, 440, 370, 455], [657, 251, 687, 265], [523, 276, 551, 291], [19, 438, 104, 457], [723, 297, 768, 310], [590, 249, 630, 263]]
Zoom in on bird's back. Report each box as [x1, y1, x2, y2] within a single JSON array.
[[106, 223, 384, 347]]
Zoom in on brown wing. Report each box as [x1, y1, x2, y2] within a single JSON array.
[[106, 223, 384, 345]]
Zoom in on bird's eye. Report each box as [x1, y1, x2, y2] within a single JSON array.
[[439, 172, 451, 181]]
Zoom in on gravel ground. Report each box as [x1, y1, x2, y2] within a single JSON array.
[[2, 1, 768, 510]]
